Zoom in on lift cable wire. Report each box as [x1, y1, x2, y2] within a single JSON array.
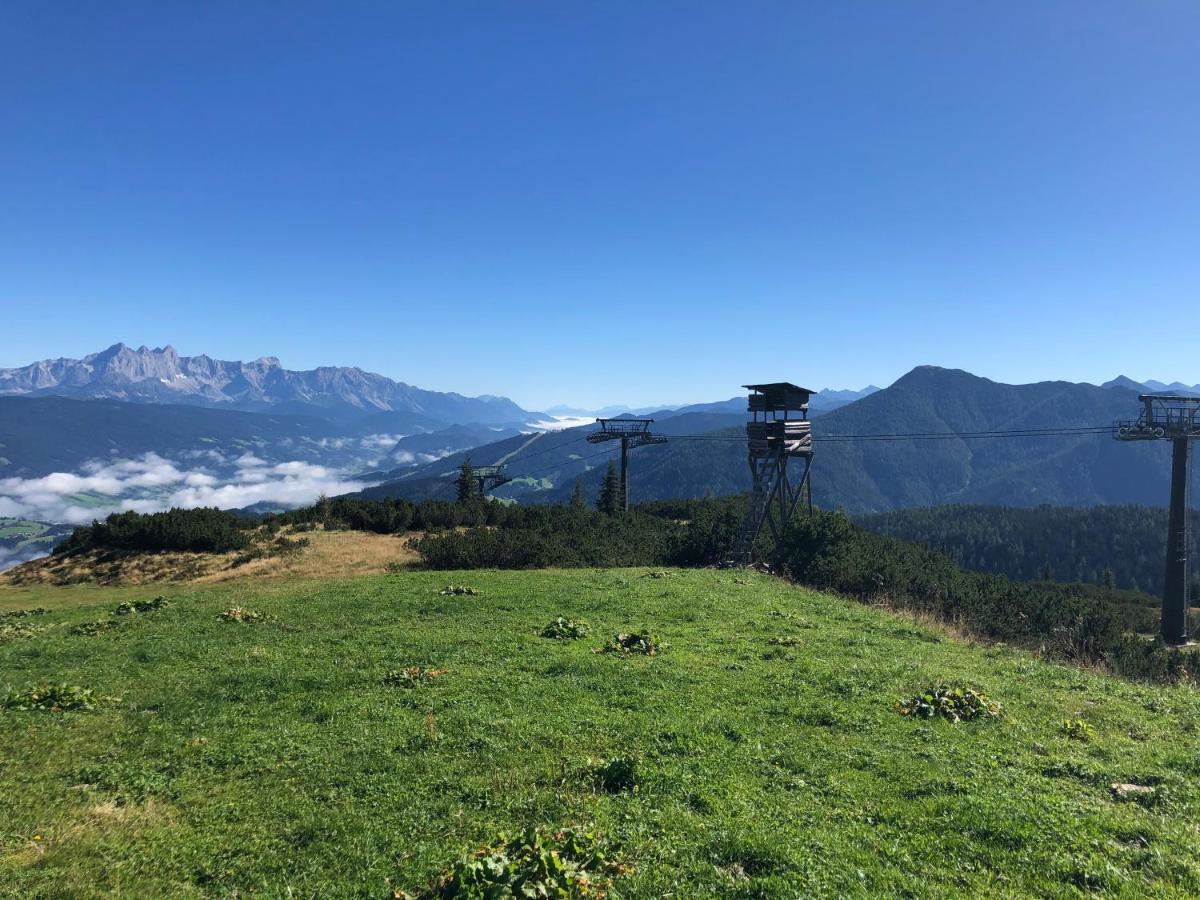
[[495, 424, 1114, 481]]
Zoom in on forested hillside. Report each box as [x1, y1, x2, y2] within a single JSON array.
[[859, 504, 1200, 595], [355, 367, 1194, 512]]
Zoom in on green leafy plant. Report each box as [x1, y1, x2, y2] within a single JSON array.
[[898, 684, 1001, 723], [767, 636, 802, 647], [3, 683, 118, 712], [1062, 718, 1095, 742], [114, 596, 170, 616], [595, 631, 662, 656], [1, 607, 48, 619], [219, 606, 275, 624], [439, 585, 481, 596], [541, 617, 590, 640], [0, 622, 46, 642], [384, 666, 449, 687], [69, 620, 120, 636], [399, 826, 627, 898]]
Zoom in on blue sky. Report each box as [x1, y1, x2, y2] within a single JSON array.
[[2, 2, 1197, 409]]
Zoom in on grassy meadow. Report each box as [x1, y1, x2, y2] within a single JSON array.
[[2, 568, 1200, 897]]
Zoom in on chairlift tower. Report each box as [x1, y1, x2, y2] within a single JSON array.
[[1115, 394, 1200, 644], [731, 382, 815, 565], [471, 464, 512, 498], [586, 418, 668, 511]]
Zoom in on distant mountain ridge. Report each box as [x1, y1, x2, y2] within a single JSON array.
[[0, 343, 538, 425], [1102, 375, 1200, 396]]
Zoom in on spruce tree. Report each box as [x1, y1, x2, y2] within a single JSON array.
[[570, 478, 586, 509], [456, 458, 476, 503], [597, 461, 621, 515]]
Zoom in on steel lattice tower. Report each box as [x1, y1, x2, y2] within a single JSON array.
[[586, 418, 668, 511], [1116, 394, 1200, 644], [730, 382, 815, 565], [471, 464, 512, 498]]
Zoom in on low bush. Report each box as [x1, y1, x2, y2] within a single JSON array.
[[898, 684, 1001, 723], [56, 507, 253, 556], [398, 827, 626, 899], [540, 617, 590, 640]]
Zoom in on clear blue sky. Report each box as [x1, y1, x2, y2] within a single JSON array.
[[2, 2, 1197, 409]]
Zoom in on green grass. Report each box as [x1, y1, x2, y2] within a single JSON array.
[[2, 568, 1200, 897]]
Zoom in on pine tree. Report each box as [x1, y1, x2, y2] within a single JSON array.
[[597, 461, 622, 515], [569, 478, 586, 509], [456, 458, 476, 503]]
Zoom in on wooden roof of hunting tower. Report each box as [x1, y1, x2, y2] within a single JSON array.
[[744, 382, 815, 414]]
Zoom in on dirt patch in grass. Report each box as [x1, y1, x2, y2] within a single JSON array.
[[1, 527, 422, 588]]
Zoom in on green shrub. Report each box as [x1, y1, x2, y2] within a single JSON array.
[[3, 683, 117, 712], [114, 596, 169, 616], [898, 684, 1000, 723], [596, 631, 662, 656], [400, 827, 626, 899], [541, 617, 590, 640]]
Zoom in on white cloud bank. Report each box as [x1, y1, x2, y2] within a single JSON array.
[[0, 452, 365, 525]]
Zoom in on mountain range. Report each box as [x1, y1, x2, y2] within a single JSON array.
[[1102, 376, 1200, 396], [0, 343, 539, 426]]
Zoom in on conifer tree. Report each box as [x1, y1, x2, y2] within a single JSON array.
[[456, 458, 476, 503], [597, 461, 622, 515], [570, 478, 586, 509]]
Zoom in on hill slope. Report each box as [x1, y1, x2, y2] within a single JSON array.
[[2, 568, 1198, 896], [356, 367, 1194, 511]]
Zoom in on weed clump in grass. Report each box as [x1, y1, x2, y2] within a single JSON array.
[[595, 631, 662, 656], [439, 585, 481, 596], [114, 596, 169, 616], [1062, 718, 1095, 742], [898, 684, 1001, 723], [219, 607, 275, 624], [0, 622, 46, 642], [384, 666, 448, 687], [3, 683, 118, 712], [1, 607, 48, 619], [398, 827, 627, 899], [69, 620, 120, 637], [767, 636, 802, 647], [640, 571, 671, 579], [540, 617, 590, 640]]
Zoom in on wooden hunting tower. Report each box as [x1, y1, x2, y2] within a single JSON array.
[[731, 382, 815, 564], [1116, 394, 1200, 644]]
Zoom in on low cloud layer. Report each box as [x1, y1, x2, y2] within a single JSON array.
[[0, 452, 365, 525]]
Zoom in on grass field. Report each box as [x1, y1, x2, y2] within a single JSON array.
[[2, 568, 1200, 897]]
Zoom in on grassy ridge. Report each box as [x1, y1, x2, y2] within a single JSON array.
[[2, 570, 1200, 897]]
